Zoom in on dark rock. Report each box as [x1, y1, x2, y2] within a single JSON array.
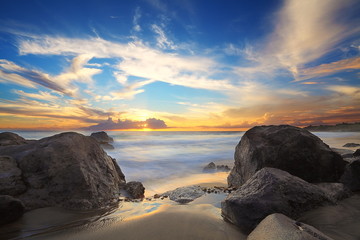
[[0, 195, 25, 225], [340, 159, 360, 191], [162, 186, 205, 204], [343, 143, 360, 148], [0, 132, 125, 210], [331, 148, 354, 159], [0, 132, 27, 146], [247, 213, 334, 240], [203, 162, 216, 172], [90, 131, 114, 144], [354, 149, 360, 157], [217, 165, 231, 172], [221, 168, 333, 234], [124, 181, 145, 199], [228, 125, 346, 187], [315, 183, 352, 202], [0, 156, 26, 195]]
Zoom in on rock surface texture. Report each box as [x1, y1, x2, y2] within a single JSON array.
[[0, 132, 27, 146], [228, 125, 346, 187], [340, 159, 360, 191], [162, 186, 205, 204], [222, 168, 333, 234], [90, 131, 115, 150], [0, 132, 125, 210], [247, 213, 334, 240], [0, 156, 26, 196], [0, 195, 25, 225], [124, 181, 145, 199]]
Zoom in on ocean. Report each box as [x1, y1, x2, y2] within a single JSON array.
[[2, 130, 360, 240]]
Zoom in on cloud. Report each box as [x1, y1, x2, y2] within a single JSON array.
[[151, 24, 176, 50], [18, 35, 232, 91], [132, 7, 142, 32], [0, 59, 73, 96], [13, 90, 60, 102], [83, 117, 167, 130]]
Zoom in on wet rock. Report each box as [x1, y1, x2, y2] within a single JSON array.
[[162, 186, 205, 204], [315, 183, 352, 202], [247, 213, 334, 240], [222, 168, 332, 234], [228, 125, 346, 187], [124, 181, 145, 199], [0, 132, 27, 146], [343, 143, 360, 148], [340, 159, 360, 191], [217, 165, 231, 172], [0, 132, 126, 210], [0, 195, 25, 225]]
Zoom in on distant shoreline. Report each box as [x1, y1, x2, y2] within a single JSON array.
[[303, 122, 360, 132]]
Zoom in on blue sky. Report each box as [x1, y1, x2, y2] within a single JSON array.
[[0, 0, 359, 130]]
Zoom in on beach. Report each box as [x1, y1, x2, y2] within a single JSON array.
[[0, 131, 360, 240]]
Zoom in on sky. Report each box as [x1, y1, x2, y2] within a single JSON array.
[[0, 0, 359, 131]]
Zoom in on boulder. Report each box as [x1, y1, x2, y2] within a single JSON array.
[[203, 162, 216, 172], [0, 156, 26, 195], [331, 148, 354, 159], [247, 213, 334, 240], [0, 195, 25, 225], [162, 186, 205, 204], [0, 132, 125, 210], [315, 183, 351, 202], [221, 168, 333, 234], [343, 143, 360, 148], [124, 181, 145, 199], [340, 159, 360, 191], [228, 125, 346, 187], [0, 132, 27, 146]]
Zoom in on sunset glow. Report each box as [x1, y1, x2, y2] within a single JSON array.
[[0, 0, 359, 131]]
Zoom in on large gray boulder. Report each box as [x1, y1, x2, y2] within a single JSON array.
[[221, 168, 333, 234], [340, 159, 360, 191], [0, 195, 25, 225], [0, 132, 125, 210], [247, 213, 334, 240], [228, 125, 346, 187], [0, 132, 27, 146], [0, 156, 26, 195]]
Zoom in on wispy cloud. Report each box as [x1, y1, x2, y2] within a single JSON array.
[[132, 7, 142, 32]]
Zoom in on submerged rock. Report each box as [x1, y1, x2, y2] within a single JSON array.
[[0, 156, 26, 196], [222, 168, 332, 234], [0, 195, 25, 225], [0, 132, 27, 146], [162, 186, 205, 204], [340, 159, 360, 191], [228, 125, 346, 187], [203, 162, 230, 173], [343, 143, 360, 148], [247, 213, 334, 240], [124, 181, 145, 199], [0, 132, 125, 210]]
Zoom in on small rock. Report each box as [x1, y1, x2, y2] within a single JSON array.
[[216, 165, 231, 172], [162, 186, 205, 204], [203, 162, 216, 172], [154, 194, 161, 199], [0, 195, 25, 225], [124, 181, 145, 199], [247, 213, 334, 240], [343, 143, 360, 148]]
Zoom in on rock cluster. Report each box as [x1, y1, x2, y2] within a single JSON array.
[[203, 162, 231, 172], [223, 125, 357, 236], [0, 131, 130, 225]]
